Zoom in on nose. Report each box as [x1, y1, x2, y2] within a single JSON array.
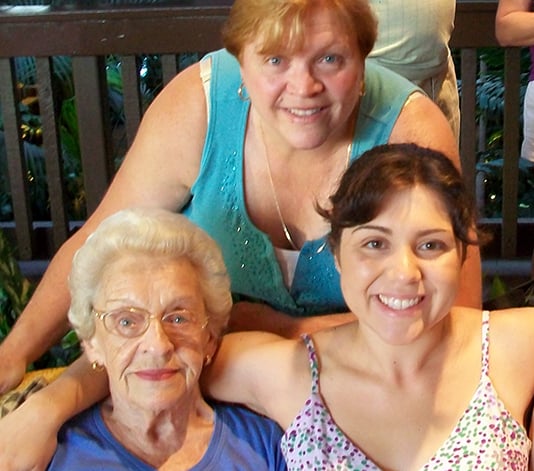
[[286, 64, 323, 96], [140, 318, 174, 354], [387, 247, 422, 283]]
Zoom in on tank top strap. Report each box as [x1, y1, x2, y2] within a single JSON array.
[[481, 310, 491, 377], [301, 334, 320, 394]]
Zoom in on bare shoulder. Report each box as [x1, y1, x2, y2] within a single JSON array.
[[450, 305, 534, 330], [390, 92, 459, 165], [99, 61, 207, 214], [489, 306, 534, 343], [125, 61, 207, 186], [484, 307, 534, 414]]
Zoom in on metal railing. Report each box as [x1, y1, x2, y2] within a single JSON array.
[[0, 0, 532, 269]]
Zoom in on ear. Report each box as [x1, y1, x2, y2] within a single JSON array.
[[204, 330, 219, 360], [333, 248, 341, 274], [82, 336, 105, 366]]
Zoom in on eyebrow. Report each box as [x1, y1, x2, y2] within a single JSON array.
[[351, 225, 451, 237]]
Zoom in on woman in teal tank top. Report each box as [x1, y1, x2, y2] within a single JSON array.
[[0, 0, 480, 399]]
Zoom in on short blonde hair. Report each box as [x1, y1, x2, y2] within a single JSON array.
[[68, 208, 232, 340], [223, 0, 377, 60]]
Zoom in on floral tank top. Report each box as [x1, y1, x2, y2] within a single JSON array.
[[281, 311, 531, 470]]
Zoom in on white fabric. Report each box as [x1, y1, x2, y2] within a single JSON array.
[[522, 81, 534, 162], [368, 0, 455, 82], [274, 247, 300, 288]]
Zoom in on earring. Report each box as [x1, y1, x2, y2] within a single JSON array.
[[91, 361, 104, 372], [237, 82, 249, 101], [360, 80, 366, 97], [204, 355, 212, 366]]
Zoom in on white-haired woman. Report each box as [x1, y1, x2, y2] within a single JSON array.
[[45, 208, 285, 470]]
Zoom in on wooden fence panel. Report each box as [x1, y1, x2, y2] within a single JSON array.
[[0, 57, 33, 259]]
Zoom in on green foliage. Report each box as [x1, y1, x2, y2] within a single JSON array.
[[456, 46, 534, 219], [0, 228, 81, 368], [489, 275, 509, 299], [0, 231, 34, 341], [476, 148, 534, 218]]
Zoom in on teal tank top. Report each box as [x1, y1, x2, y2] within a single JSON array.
[[182, 49, 419, 317]]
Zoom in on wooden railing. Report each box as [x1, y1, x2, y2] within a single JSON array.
[[0, 0, 532, 272]]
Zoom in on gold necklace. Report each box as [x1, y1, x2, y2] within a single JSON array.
[[259, 123, 353, 251]]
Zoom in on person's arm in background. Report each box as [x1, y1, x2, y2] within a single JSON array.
[[227, 303, 354, 338], [496, 0, 534, 46], [0, 355, 108, 471], [0, 62, 209, 394]]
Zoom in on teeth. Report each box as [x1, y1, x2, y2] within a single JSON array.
[[378, 294, 421, 310], [288, 108, 321, 116]]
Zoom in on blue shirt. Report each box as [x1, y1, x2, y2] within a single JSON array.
[[48, 401, 286, 470]]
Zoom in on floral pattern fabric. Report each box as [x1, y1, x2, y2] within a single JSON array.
[[281, 311, 531, 470]]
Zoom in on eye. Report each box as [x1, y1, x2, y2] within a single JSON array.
[[419, 240, 445, 251], [111, 310, 144, 333], [365, 239, 385, 249], [267, 56, 282, 66], [162, 310, 191, 325], [322, 54, 338, 64]]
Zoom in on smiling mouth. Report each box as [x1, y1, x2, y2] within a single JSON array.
[[286, 107, 324, 117], [378, 294, 423, 310], [135, 368, 177, 381]]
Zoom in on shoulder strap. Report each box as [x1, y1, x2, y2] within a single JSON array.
[[481, 310, 490, 376], [301, 334, 320, 394]]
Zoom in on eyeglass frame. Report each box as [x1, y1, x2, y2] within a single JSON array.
[[92, 306, 209, 339]]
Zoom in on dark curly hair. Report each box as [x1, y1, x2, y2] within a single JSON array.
[[318, 143, 487, 262]]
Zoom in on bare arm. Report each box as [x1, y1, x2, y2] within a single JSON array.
[[495, 0, 534, 46], [0, 62, 208, 393], [390, 94, 482, 309], [228, 301, 354, 338], [0, 355, 108, 471], [203, 331, 306, 427]]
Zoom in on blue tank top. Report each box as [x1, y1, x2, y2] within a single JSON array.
[[182, 49, 419, 317]]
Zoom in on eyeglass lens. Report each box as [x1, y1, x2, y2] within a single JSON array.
[[102, 308, 203, 338]]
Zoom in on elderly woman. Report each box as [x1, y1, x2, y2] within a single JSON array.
[[46, 208, 285, 470]]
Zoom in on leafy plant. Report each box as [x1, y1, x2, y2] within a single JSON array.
[[0, 227, 81, 369], [0, 230, 34, 341]]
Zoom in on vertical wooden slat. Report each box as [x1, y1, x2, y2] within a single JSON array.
[[120, 55, 142, 148], [35, 56, 69, 250], [0, 57, 33, 259], [459, 48, 478, 199], [161, 54, 178, 86], [72, 56, 113, 215], [501, 47, 521, 258]]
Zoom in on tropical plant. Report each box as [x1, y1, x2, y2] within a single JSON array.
[[0, 227, 80, 368], [457, 46, 534, 218]]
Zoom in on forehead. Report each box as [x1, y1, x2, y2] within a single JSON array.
[[96, 254, 202, 302], [368, 186, 452, 228], [255, 5, 354, 55]]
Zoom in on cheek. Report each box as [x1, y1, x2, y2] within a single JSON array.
[[102, 341, 137, 377], [328, 71, 361, 99]]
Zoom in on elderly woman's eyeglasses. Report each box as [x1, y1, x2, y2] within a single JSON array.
[[92, 307, 209, 338]]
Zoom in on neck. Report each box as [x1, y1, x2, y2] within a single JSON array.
[[350, 317, 453, 385], [101, 392, 214, 467]]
